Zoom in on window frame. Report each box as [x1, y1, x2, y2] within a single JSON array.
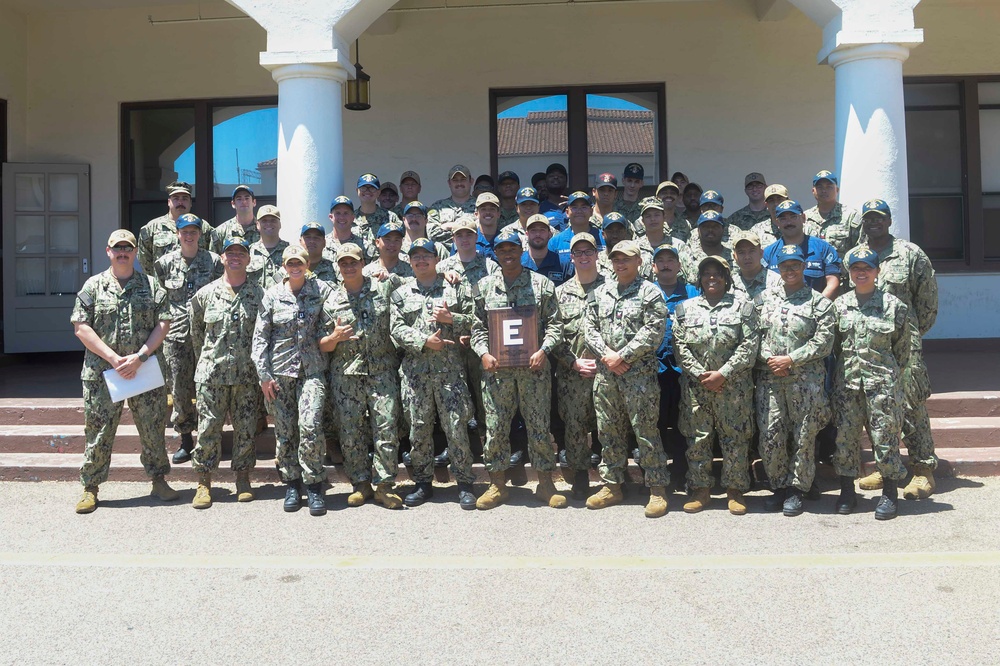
[[119, 95, 278, 233], [905, 75, 1000, 273], [489, 83, 668, 193]]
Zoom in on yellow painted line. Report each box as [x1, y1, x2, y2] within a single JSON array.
[[1, 551, 999, 571]]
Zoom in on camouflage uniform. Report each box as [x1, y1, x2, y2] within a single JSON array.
[[71, 270, 171, 487], [137, 214, 213, 277], [252, 277, 335, 485], [153, 249, 223, 435], [862, 236, 939, 469], [750, 218, 822, 249], [438, 253, 499, 434], [666, 216, 692, 244], [734, 266, 778, 300], [552, 274, 606, 472], [389, 275, 477, 484], [584, 277, 670, 487], [247, 239, 289, 286], [327, 277, 401, 485], [678, 241, 734, 284], [499, 206, 520, 229], [209, 217, 260, 254], [756, 285, 835, 492], [353, 206, 400, 245], [325, 232, 378, 267], [427, 197, 476, 247], [805, 203, 862, 257], [470, 270, 563, 473], [831, 289, 911, 481], [727, 205, 771, 232], [673, 293, 760, 491], [613, 196, 643, 233], [189, 277, 265, 473]]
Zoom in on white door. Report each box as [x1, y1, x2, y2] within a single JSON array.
[[2, 163, 90, 353]]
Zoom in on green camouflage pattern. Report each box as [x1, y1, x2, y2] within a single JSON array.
[[209, 216, 260, 254], [137, 213, 213, 277], [678, 241, 734, 284], [189, 277, 265, 386], [749, 218, 822, 249], [191, 383, 262, 473], [427, 196, 476, 246], [804, 203, 862, 257], [252, 277, 336, 382], [247, 239, 288, 286], [727, 205, 771, 232], [271, 374, 327, 484]]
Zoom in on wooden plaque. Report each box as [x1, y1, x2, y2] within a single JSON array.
[[487, 306, 539, 368]]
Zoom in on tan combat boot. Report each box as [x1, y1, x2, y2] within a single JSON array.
[[151, 475, 179, 501], [727, 489, 747, 516], [585, 483, 623, 510], [683, 487, 712, 513], [75, 486, 99, 514], [235, 471, 254, 502], [644, 486, 668, 518], [476, 471, 510, 510], [858, 469, 884, 491], [374, 483, 403, 510], [903, 464, 936, 499], [535, 471, 568, 508], [192, 472, 212, 509], [347, 482, 374, 507]]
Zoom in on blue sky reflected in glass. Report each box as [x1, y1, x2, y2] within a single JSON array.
[[172, 107, 279, 185], [498, 94, 645, 118]]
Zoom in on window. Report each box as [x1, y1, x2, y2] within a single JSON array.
[[491, 84, 666, 194], [905, 77, 1000, 272], [121, 97, 277, 233]]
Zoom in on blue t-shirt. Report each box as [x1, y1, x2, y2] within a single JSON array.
[[521, 249, 567, 286], [451, 229, 499, 262], [656, 279, 700, 375], [762, 235, 841, 293]]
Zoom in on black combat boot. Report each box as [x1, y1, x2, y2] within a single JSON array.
[[457, 482, 477, 510], [782, 488, 804, 517], [763, 487, 786, 512], [306, 483, 327, 516], [283, 480, 303, 512], [172, 432, 194, 464], [572, 470, 590, 500], [875, 479, 898, 520], [835, 475, 857, 515], [404, 482, 434, 507]]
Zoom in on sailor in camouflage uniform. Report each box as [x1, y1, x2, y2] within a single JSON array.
[[247, 205, 289, 286], [390, 238, 478, 510], [153, 214, 223, 464], [353, 173, 403, 243], [613, 162, 645, 231], [470, 228, 565, 510], [137, 181, 212, 277], [678, 211, 734, 282], [71, 230, 178, 514], [654, 181, 691, 244], [552, 233, 605, 500], [209, 185, 260, 254], [805, 170, 863, 257], [326, 195, 377, 269], [252, 245, 335, 517], [831, 246, 911, 520], [727, 173, 772, 232], [188, 236, 265, 509], [363, 220, 413, 288], [324, 243, 404, 510], [427, 164, 477, 247], [852, 199, 940, 500], [756, 245, 835, 517], [673, 256, 760, 516], [584, 240, 671, 518], [732, 231, 778, 299]]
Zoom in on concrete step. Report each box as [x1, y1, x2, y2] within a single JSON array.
[[926, 392, 1000, 418], [859, 448, 1000, 478], [858, 417, 1000, 449], [0, 424, 279, 456]]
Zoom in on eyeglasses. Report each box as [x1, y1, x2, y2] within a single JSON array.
[[110, 245, 135, 253], [571, 249, 596, 258]]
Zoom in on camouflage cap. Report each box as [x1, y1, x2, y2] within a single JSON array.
[[640, 197, 664, 213], [525, 213, 552, 229], [451, 213, 478, 234], [107, 229, 137, 247], [176, 213, 203, 230], [764, 184, 790, 201], [381, 181, 399, 195], [281, 245, 309, 265], [300, 221, 326, 236], [862, 198, 892, 217], [744, 172, 766, 187], [335, 243, 364, 263], [376, 220, 405, 238], [166, 181, 192, 196], [775, 200, 804, 216], [257, 204, 281, 220], [609, 239, 642, 258], [776, 244, 806, 264], [655, 180, 680, 196], [400, 170, 421, 186], [698, 255, 731, 272], [570, 232, 597, 250], [493, 228, 523, 249], [476, 192, 500, 208], [407, 238, 437, 256], [448, 164, 472, 180], [846, 246, 879, 268]]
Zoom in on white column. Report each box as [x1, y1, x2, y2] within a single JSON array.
[[261, 57, 348, 244], [829, 43, 913, 237]]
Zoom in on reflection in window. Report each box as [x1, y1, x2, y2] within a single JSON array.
[[213, 105, 278, 197], [586, 93, 657, 191], [127, 107, 197, 200], [496, 95, 568, 188]]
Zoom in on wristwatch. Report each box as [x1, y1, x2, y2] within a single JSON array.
[[138, 353, 149, 363]]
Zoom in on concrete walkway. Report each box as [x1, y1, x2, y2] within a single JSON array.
[[2, 477, 999, 664]]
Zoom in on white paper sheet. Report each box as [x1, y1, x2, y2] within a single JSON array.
[[103, 354, 165, 403]]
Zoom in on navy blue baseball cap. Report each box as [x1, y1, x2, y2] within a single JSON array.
[[699, 190, 724, 207], [813, 170, 838, 186], [516, 187, 539, 204], [176, 213, 203, 230], [653, 243, 679, 259], [300, 221, 326, 236], [330, 195, 354, 211], [623, 163, 644, 179], [407, 238, 437, 256], [696, 210, 725, 226], [776, 244, 806, 264], [846, 247, 879, 268], [357, 173, 380, 189], [602, 212, 628, 230], [862, 198, 892, 217], [566, 191, 592, 206], [403, 201, 428, 215], [498, 170, 519, 184], [377, 221, 405, 238], [231, 185, 255, 199], [493, 228, 523, 248], [775, 199, 804, 216], [222, 236, 251, 252]]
